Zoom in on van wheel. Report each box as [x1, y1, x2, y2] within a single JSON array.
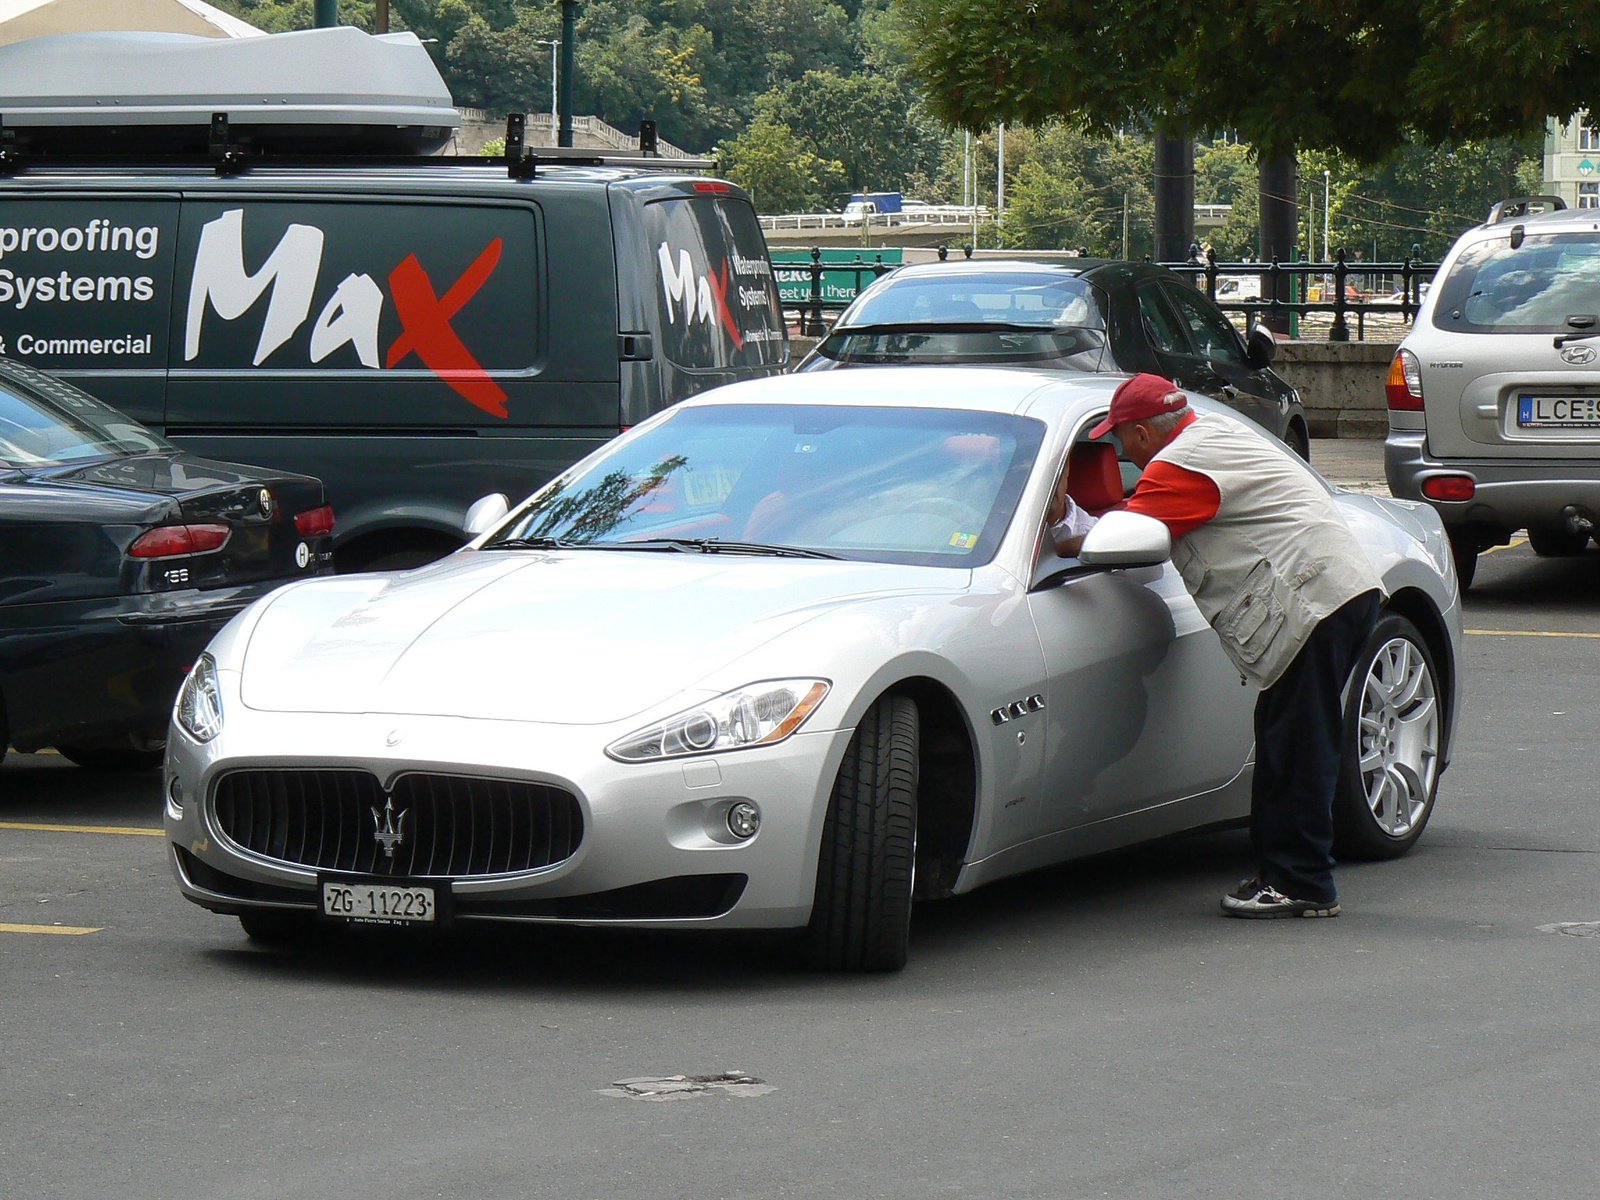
[[57, 742, 164, 771], [1527, 525, 1589, 557], [1333, 613, 1442, 860], [1446, 529, 1478, 590], [806, 694, 919, 972]]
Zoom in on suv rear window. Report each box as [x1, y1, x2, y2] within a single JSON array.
[[646, 196, 785, 371], [1433, 232, 1600, 333]]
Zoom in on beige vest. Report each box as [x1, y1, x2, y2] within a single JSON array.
[[1153, 413, 1384, 689]]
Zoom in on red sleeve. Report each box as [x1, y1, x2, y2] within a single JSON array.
[[1122, 460, 1221, 539]]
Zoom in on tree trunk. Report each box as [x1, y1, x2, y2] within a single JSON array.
[[1153, 132, 1195, 264], [1258, 154, 1298, 334]]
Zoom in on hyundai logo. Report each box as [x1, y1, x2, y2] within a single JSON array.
[[1560, 344, 1597, 365]]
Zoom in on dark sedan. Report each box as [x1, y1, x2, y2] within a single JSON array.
[[0, 358, 333, 770], [796, 259, 1310, 460]]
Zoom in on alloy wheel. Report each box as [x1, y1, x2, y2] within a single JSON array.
[[1357, 636, 1440, 838]]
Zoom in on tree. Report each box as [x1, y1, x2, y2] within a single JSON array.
[[718, 117, 846, 213], [757, 69, 939, 194], [901, 0, 1599, 164]]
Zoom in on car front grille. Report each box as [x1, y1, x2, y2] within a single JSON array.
[[211, 769, 583, 877]]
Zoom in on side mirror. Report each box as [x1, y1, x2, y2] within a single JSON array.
[[463, 493, 510, 537], [1077, 511, 1172, 568], [1246, 324, 1277, 368]]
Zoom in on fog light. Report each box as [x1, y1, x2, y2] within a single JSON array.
[[167, 776, 183, 810], [1421, 474, 1475, 502], [727, 802, 761, 840]]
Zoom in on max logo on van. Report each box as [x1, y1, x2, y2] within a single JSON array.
[[185, 209, 509, 417], [657, 242, 744, 351]]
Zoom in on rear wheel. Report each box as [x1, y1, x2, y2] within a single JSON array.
[[57, 741, 164, 771], [806, 694, 919, 972], [1446, 528, 1479, 591], [238, 909, 316, 944], [1527, 524, 1589, 557], [1333, 613, 1443, 860]]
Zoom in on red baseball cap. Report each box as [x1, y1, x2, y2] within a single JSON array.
[[1088, 374, 1189, 439]]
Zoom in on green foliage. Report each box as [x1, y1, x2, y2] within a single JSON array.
[[901, 0, 1599, 163], [717, 117, 845, 213], [756, 69, 940, 193]]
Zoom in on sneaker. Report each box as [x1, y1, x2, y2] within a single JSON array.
[[1221, 878, 1340, 918]]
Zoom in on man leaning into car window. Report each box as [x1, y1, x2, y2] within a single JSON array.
[[1055, 374, 1384, 920]]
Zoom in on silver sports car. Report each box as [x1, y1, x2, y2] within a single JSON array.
[[164, 368, 1462, 970]]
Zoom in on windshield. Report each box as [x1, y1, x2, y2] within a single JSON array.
[[485, 403, 1046, 567], [0, 364, 167, 468], [822, 272, 1109, 368], [1433, 232, 1600, 333]]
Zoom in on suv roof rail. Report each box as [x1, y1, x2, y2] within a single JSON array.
[[1486, 195, 1568, 225]]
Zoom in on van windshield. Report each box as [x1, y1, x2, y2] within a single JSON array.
[[1433, 232, 1600, 333], [483, 403, 1045, 568], [0, 364, 167, 468]]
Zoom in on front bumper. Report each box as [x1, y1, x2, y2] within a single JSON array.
[[1386, 429, 1600, 535], [164, 706, 854, 932]]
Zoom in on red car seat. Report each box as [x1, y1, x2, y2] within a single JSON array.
[[1066, 442, 1124, 515]]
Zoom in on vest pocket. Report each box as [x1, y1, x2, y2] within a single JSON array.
[[1216, 560, 1286, 664]]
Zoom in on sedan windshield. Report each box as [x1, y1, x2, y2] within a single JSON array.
[[485, 404, 1046, 567], [818, 273, 1109, 368], [0, 363, 168, 468]]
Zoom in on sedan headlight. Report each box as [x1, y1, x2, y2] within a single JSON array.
[[175, 653, 223, 743], [607, 679, 830, 763]]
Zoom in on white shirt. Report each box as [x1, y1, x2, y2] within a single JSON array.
[[1047, 495, 1099, 545]]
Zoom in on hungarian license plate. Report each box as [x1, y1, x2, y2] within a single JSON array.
[[320, 879, 437, 926], [1518, 394, 1600, 427]]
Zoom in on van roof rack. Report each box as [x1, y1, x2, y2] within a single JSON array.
[[1486, 195, 1568, 224], [0, 112, 718, 179]]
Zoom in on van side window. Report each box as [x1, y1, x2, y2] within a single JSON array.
[[645, 197, 786, 371]]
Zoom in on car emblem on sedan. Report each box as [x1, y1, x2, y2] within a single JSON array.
[[371, 797, 408, 858], [257, 488, 276, 517], [1561, 344, 1597, 365]]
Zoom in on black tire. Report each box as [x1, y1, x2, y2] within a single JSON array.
[[1446, 528, 1478, 591], [238, 909, 316, 944], [1285, 422, 1310, 463], [806, 694, 919, 972], [56, 744, 164, 771], [1527, 524, 1589, 557], [1333, 612, 1443, 861]]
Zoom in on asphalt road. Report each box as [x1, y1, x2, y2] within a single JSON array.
[[3, 471, 1597, 1200]]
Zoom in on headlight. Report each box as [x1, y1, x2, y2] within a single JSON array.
[[174, 653, 223, 743], [606, 679, 829, 763]]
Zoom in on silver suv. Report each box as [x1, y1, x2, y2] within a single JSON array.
[[1386, 196, 1600, 587]]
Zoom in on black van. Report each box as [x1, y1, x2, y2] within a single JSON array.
[[0, 161, 789, 568]]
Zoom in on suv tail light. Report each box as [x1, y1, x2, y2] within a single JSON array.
[[1386, 349, 1424, 410], [128, 523, 231, 558], [293, 505, 336, 536]]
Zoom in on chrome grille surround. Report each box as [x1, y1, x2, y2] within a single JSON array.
[[210, 768, 583, 877]]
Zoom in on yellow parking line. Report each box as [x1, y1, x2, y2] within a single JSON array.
[[1480, 537, 1528, 556], [0, 922, 101, 935], [0, 821, 163, 837], [1466, 628, 1600, 639]]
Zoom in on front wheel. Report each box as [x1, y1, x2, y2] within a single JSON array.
[[1333, 613, 1443, 860], [806, 694, 919, 972]]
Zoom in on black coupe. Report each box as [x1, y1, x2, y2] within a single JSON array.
[[796, 259, 1310, 460], [0, 358, 333, 769]]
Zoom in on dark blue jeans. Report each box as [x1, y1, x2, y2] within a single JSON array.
[[1251, 590, 1381, 904]]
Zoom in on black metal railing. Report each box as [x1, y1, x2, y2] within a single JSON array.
[[776, 247, 904, 336], [1155, 247, 1441, 342]]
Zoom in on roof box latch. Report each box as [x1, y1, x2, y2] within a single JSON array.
[[209, 112, 245, 176]]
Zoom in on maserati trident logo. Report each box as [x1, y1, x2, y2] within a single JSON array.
[[1561, 343, 1597, 365], [371, 796, 408, 859]]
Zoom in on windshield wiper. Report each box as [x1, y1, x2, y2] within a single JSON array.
[[1553, 330, 1600, 347], [618, 537, 841, 559], [481, 535, 588, 551]]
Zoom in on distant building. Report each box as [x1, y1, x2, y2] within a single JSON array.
[[1544, 114, 1600, 210], [0, 0, 261, 44]]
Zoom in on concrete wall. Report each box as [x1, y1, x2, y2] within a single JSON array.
[[783, 337, 1397, 439], [1273, 341, 1397, 439]]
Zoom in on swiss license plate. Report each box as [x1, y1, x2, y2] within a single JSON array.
[[1518, 394, 1600, 427], [320, 879, 436, 925]]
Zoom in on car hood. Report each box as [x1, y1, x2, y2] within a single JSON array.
[[239, 549, 968, 724]]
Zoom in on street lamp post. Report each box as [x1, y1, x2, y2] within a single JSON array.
[[535, 38, 560, 145], [558, 1, 578, 148], [1323, 168, 1331, 263]]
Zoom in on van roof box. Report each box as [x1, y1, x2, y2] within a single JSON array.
[[0, 28, 460, 156]]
